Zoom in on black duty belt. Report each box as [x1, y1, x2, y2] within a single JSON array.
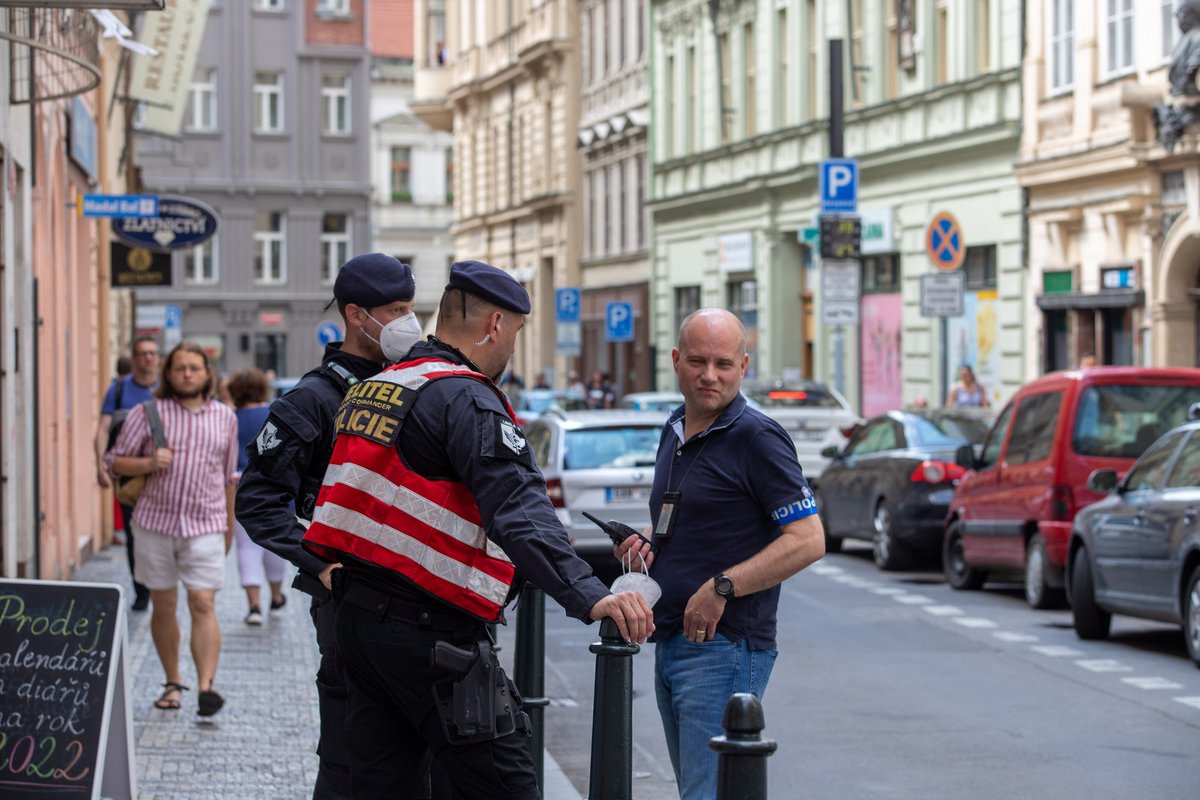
[[339, 576, 475, 632]]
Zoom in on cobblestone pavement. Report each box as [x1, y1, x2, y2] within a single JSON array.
[[73, 542, 582, 799]]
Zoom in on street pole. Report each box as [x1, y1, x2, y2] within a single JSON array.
[[829, 39, 846, 398]]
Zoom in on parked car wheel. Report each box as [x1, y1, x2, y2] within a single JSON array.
[[1070, 547, 1111, 640], [1025, 534, 1064, 610], [943, 521, 986, 590], [817, 491, 842, 554], [872, 501, 908, 571], [1185, 566, 1200, 669]]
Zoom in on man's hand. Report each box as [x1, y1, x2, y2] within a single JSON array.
[[613, 525, 654, 570], [682, 579, 727, 642], [319, 562, 343, 591], [588, 592, 655, 644], [96, 466, 112, 489], [151, 447, 173, 472]]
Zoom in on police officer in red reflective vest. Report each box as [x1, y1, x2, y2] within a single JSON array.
[[303, 261, 654, 800]]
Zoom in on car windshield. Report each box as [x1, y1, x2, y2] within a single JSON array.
[[523, 393, 588, 414], [748, 385, 844, 409], [564, 426, 662, 470], [920, 414, 992, 444], [909, 415, 977, 447], [1073, 384, 1200, 458]]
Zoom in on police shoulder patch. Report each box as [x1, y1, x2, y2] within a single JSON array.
[[256, 421, 284, 454], [499, 418, 527, 455]]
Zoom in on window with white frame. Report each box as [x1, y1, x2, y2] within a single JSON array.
[[320, 214, 350, 283], [184, 67, 217, 131], [321, 73, 351, 134], [316, 0, 350, 16], [1105, 0, 1134, 75], [1049, 0, 1074, 91], [391, 146, 411, 202], [1162, 0, 1180, 60], [254, 71, 284, 132], [185, 239, 218, 284], [254, 0, 284, 10], [254, 211, 286, 284]]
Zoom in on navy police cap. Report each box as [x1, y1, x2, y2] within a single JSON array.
[[445, 260, 531, 314], [332, 253, 414, 308]]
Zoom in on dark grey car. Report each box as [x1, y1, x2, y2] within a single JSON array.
[[1066, 419, 1200, 667]]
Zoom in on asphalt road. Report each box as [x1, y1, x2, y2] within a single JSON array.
[[513, 543, 1200, 799]]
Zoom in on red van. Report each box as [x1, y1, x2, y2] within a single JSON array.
[[943, 367, 1200, 609]]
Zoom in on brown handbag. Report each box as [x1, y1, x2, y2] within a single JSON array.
[[114, 400, 166, 507]]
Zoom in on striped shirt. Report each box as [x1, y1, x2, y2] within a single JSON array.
[[106, 397, 239, 538]]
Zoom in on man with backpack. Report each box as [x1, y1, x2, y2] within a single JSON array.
[[94, 336, 160, 611]]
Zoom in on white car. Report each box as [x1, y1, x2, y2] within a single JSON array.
[[618, 391, 684, 412], [745, 381, 860, 482]]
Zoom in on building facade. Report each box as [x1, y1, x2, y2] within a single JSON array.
[[1017, 0, 1198, 370], [650, 0, 1025, 413], [411, 0, 582, 385], [368, 0, 455, 320], [577, 0, 651, 395], [134, 0, 373, 378]]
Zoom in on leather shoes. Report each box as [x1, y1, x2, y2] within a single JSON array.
[[132, 593, 150, 612]]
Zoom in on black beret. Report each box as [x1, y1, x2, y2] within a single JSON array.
[[333, 253, 414, 308], [445, 260, 531, 314]]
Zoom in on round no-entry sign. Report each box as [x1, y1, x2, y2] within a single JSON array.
[[926, 211, 965, 271]]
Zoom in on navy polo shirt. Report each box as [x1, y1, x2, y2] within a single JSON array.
[[648, 393, 816, 650]]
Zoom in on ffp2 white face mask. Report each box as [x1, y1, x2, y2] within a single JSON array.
[[366, 311, 423, 362]]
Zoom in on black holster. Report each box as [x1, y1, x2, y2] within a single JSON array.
[[430, 639, 529, 745]]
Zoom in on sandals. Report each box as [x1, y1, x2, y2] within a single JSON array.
[[154, 682, 189, 710], [197, 687, 225, 718]]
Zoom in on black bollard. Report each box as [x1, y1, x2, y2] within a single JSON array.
[[710, 692, 777, 800], [586, 618, 640, 800], [513, 584, 549, 792]]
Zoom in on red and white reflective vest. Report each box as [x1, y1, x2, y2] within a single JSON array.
[[303, 357, 517, 621]]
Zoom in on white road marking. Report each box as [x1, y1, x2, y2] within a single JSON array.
[[832, 575, 877, 588], [870, 587, 907, 596], [893, 594, 934, 605], [811, 564, 843, 575], [1031, 645, 1085, 657], [1122, 677, 1184, 690], [923, 605, 964, 616], [992, 632, 1039, 643], [1173, 696, 1200, 710], [1075, 659, 1133, 673], [952, 617, 998, 629]]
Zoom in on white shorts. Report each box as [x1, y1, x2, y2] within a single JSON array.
[[132, 522, 225, 592]]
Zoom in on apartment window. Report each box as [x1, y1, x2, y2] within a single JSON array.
[[862, 254, 900, 292], [427, 4, 446, 67], [776, 9, 789, 127], [445, 146, 454, 203], [885, 3, 899, 98], [1105, 0, 1134, 75], [617, 162, 626, 253], [637, 0, 645, 60], [850, 0, 864, 102], [254, 71, 283, 132], [806, 0, 818, 118], [936, 1, 949, 84], [1164, 0, 1181, 59], [254, 0, 284, 10], [675, 285, 701, 332], [185, 239, 218, 284], [320, 214, 350, 283], [636, 153, 646, 248], [743, 22, 756, 138], [184, 67, 217, 131], [391, 146, 411, 202], [720, 32, 732, 143], [685, 45, 696, 153], [254, 211, 286, 284], [977, 0, 991, 73], [617, 0, 625, 69], [584, 172, 594, 257], [603, 0, 611, 76], [321, 73, 351, 134], [316, 0, 351, 16], [727, 279, 758, 339], [603, 166, 612, 254], [1049, 0, 1074, 91], [666, 54, 676, 158], [963, 245, 997, 289]]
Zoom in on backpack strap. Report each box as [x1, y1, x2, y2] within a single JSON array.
[[114, 375, 125, 410], [142, 400, 168, 449]]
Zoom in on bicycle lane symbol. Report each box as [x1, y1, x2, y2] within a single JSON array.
[[926, 211, 965, 271]]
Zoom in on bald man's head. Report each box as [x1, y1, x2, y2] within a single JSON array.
[[677, 308, 748, 356]]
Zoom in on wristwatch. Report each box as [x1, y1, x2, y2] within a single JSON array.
[[713, 573, 735, 600]]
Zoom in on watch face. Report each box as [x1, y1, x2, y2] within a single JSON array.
[[716, 576, 734, 596]]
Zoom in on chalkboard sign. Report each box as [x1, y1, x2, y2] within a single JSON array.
[[0, 580, 135, 800]]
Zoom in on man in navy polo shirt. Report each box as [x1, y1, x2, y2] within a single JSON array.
[[618, 307, 825, 800]]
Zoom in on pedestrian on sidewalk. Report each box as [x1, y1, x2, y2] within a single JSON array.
[[94, 335, 160, 612], [227, 367, 287, 626], [302, 261, 654, 800], [235, 253, 419, 800], [616, 308, 826, 800], [107, 341, 239, 717]]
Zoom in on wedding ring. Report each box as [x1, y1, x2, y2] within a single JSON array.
[[695, 628, 705, 635]]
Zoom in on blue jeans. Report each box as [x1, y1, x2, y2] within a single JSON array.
[[654, 631, 777, 800]]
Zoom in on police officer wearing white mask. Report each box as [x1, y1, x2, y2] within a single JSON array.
[[235, 253, 419, 800]]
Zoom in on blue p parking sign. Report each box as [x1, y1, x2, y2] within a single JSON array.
[[819, 159, 859, 214], [605, 302, 634, 342]]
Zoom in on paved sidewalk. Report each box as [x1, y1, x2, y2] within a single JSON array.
[[73, 542, 583, 799]]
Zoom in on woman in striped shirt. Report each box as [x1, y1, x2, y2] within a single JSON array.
[[108, 341, 239, 717]]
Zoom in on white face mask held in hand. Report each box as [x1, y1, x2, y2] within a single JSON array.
[[609, 550, 661, 608], [368, 311, 424, 362]]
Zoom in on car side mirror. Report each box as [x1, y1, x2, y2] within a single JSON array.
[[821, 445, 841, 459], [1087, 469, 1119, 495], [954, 444, 977, 469]]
